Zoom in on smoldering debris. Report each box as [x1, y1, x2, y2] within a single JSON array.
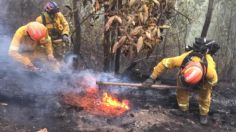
[[1, 61, 236, 131], [0, 58, 131, 131]]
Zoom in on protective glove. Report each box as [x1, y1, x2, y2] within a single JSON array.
[[155, 80, 162, 85], [142, 77, 155, 87], [62, 34, 70, 44], [25, 65, 41, 72], [48, 55, 57, 62], [47, 55, 61, 73]]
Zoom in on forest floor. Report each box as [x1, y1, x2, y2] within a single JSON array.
[[0, 65, 236, 132]]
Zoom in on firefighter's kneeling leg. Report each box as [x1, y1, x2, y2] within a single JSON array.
[[53, 42, 66, 61], [176, 87, 190, 111], [197, 83, 212, 116]]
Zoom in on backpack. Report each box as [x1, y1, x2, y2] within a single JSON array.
[[179, 51, 208, 90], [41, 13, 61, 40], [179, 38, 219, 90]]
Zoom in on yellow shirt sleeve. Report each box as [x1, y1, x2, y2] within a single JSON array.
[[205, 54, 218, 86], [8, 26, 33, 66], [39, 30, 53, 57], [58, 12, 70, 35], [150, 52, 191, 79], [36, 15, 43, 24]]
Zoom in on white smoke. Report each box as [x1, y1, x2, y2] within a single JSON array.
[[0, 1, 130, 130], [0, 0, 11, 57]]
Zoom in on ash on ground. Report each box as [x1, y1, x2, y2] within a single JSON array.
[[0, 67, 236, 132]]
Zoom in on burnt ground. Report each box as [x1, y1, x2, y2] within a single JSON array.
[[0, 65, 236, 132]]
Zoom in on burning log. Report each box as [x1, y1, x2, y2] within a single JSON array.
[[96, 81, 177, 89]]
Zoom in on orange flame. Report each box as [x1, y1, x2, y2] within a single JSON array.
[[102, 92, 129, 110], [63, 89, 130, 117]]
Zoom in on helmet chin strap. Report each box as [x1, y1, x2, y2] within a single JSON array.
[[26, 31, 34, 41], [47, 10, 59, 18]]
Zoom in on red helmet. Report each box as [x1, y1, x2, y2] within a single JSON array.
[[26, 22, 47, 41], [181, 62, 204, 85], [44, 1, 59, 14]]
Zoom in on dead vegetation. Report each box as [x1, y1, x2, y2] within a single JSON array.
[[80, 0, 176, 58]]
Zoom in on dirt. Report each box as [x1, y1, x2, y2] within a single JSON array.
[[0, 66, 236, 132]]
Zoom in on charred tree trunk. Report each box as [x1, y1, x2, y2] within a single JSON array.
[[103, 0, 122, 73], [224, 8, 233, 81], [72, 0, 81, 69], [227, 9, 233, 46], [72, 0, 81, 56], [177, 33, 181, 55], [114, 0, 122, 74], [115, 47, 121, 73], [162, 30, 169, 58], [103, 5, 111, 72], [201, 0, 214, 38]]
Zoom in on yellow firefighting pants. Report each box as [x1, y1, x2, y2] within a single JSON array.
[[52, 41, 69, 62], [176, 80, 213, 115]]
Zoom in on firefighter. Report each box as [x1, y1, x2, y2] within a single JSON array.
[[8, 22, 59, 72], [36, 1, 70, 61], [142, 38, 219, 125]]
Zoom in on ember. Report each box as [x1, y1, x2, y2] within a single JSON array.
[[63, 88, 130, 117]]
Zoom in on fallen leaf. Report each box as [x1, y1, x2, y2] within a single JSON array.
[[159, 25, 170, 29], [152, 0, 160, 6], [114, 16, 122, 24], [145, 41, 153, 49], [105, 15, 122, 31], [136, 36, 144, 53], [145, 31, 152, 40], [95, 0, 100, 11], [156, 27, 161, 38], [105, 16, 115, 31], [112, 36, 127, 53], [129, 0, 137, 7], [130, 26, 143, 36], [139, 12, 144, 23], [143, 4, 149, 23]]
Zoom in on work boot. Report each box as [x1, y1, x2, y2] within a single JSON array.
[[200, 115, 208, 125], [170, 109, 188, 117]]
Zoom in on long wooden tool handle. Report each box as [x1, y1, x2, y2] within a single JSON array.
[[96, 81, 177, 89]]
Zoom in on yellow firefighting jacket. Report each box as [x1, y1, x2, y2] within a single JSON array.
[[36, 12, 70, 39], [8, 25, 53, 66], [150, 51, 218, 86]]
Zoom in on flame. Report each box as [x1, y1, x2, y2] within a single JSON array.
[[102, 92, 129, 110], [63, 74, 130, 116], [63, 88, 130, 117]]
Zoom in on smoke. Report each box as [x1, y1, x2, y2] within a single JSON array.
[[0, 0, 11, 57], [0, 0, 71, 129], [66, 70, 128, 94], [0, 1, 130, 130]]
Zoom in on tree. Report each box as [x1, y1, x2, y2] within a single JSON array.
[[201, 0, 214, 38]]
